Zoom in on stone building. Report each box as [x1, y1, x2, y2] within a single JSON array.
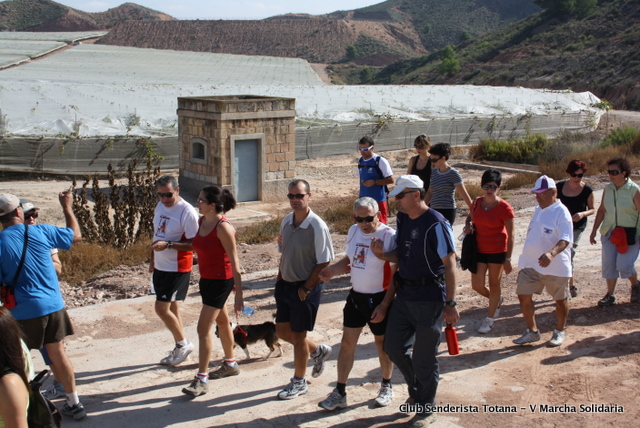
[[177, 95, 296, 202]]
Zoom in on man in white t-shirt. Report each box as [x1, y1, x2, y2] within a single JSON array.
[[149, 175, 199, 366], [514, 176, 573, 347], [318, 196, 397, 411]]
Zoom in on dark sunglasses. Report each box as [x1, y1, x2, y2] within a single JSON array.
[[414, 145, 427, 149], [482, 184, 498, 190], [395, 190, 418, 199], [570, 173, 584, 178], [607, 170, 621, 176], [196, 198, 207, 204], [157, 192, 174, 198], [429, 156, 442, 162], [355, 215, 376, 223], [287, 193, 308, 200], [24, 211, 39, 219]]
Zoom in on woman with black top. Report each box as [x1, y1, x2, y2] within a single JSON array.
[[407, 134, 432, 192], [557, 160, 595, 298]]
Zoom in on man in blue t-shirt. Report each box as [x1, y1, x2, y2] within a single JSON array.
[[371, 175, 459, 427], [357, 136, 394, 223], [0, 191, 86, 420]]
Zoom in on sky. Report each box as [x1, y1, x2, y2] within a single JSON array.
[[48, 1, 384, 20]]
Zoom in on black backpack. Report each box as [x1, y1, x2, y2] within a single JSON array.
[[28, 370, 62, 428], [358, 155, 390, 194]]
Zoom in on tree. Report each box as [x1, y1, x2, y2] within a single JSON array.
[[346, 45, 358, 60], [360, 67, 372, 83], [534, 0, 597, 18], [439, 45, 460, 76]]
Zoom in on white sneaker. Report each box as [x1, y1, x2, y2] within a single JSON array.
[[548, 329, 565, 347], [278, 378, 308, 400], [478, 317, 494, 334], [374, 384, 393, 407], [311, 344, 332, 378], [42, 380, 66, 399], [494, 296, 504, 318], [318, 388, 347, 410], [513, 329, 541, 345], [160, 341, 194, 366]]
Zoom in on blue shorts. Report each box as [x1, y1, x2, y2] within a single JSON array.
[[601, 230, 640, 279], [275, 279, 322, 333]]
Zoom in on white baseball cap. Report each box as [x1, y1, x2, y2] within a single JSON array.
[[0, 194, 21, 215], [531, 175, 557, 193], [19, 198, 39, 213], [389, 175, 424, 197]]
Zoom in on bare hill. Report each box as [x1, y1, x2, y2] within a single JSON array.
[[0, 0, 174, 31], [96, 19, 426, 65]]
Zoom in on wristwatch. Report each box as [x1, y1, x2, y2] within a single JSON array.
[[445, 300, 457, 307], [167, 241, 173, 249]]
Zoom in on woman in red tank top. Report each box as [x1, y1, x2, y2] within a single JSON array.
[[181, 185, 244, 397]]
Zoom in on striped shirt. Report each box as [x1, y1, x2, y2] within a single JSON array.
[[429, 167, 463, 210]]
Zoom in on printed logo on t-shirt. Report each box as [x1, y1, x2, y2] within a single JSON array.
[[352, 244, 369, 270], [543, 227, 553, 234], [410, 228, 420, 239], [156, 215, 170, 237]]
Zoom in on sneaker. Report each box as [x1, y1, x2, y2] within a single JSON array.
[[597, 293, 616, 307], [513, 329, 541, 345], [160, 341, 194, 366], [408, 412, 437, 427], [209, 362, 240, 379], [182, 377, 208, 397], [278, 378, 308, 400], [631, 283, 640, 303], [477, 317, 494, 334], [374, 385, 393, 407], [311, 344, 332, 378], [548, 329, 565, 347], [494, 296, 504, 318], [61, 401, 86, 420], [570, 286, 578, 298], [42, 380, 66, 399], [318, 388, 347, 410]]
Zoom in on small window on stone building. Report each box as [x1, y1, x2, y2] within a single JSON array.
[[191, 138, 207, 164]]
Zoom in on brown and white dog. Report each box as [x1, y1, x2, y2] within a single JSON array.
[[216, 321, 283, 359]]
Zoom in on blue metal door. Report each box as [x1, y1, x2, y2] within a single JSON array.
[[234, 139, 259, 202]]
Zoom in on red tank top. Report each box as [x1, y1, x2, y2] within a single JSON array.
[[191, 217, 233, 279]]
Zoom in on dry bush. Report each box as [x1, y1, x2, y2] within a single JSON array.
[[237, 217, 283, 245], [59, 238, 151, 285], [465, 183, 484, 200], [320, 199, 356, 235], [501, 172, 539, 190]]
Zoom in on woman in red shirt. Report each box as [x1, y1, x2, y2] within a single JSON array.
[[182, 185, 244, 397], [464, 169, 515, 334]]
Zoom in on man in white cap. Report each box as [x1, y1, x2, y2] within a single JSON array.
[[0, 190, 86, 420], [513, 175, 573, 347], [371, 175, 459, 427]]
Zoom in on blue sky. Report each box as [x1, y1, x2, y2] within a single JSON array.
[[49, 1, 383, 19]]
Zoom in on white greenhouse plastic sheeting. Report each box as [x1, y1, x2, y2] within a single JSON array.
[[0, 42, 603, 138]]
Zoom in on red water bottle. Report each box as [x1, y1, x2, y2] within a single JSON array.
[[445, 324, 459, 355]]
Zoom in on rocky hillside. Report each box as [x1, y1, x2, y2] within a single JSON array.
[[0, 0, 174, 31], [95, 18, 426, 65], [372, 0, 640, 109]]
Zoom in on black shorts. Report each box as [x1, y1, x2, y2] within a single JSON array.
[[274, 279, 322, 333], [17, 308, 74, 350], [199, 278, 234, 309], [476, 252, 507, 265], [343, 289, 389, 336], [153, 270, 191, 302]]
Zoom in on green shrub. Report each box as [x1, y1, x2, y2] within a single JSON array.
[[470, 134, 549, 164], [600, 126, 640, 147]]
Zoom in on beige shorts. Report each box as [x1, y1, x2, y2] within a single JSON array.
[[516, 268, 569, 301]]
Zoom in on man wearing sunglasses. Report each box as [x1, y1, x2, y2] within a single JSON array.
[[275, 179, 334, 400], [371, 175, 459, 427], [357, 136, 394, 224], [318, 196, 397, 411], [150, 175, 199, 366]]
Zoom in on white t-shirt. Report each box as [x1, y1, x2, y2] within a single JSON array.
[[153, 199, 199, 272], [518, 200, 573, 277], [346, 222, 396, 293]]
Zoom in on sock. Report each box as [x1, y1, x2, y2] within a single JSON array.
[[176, 339, 189, 348], [336, 382, 346, 396], [224, 358, 237, 368], [382, 378, 392, 387], [197, 372, 209, 383], [293, 376, 305, 382], [486, 317, 494, 325], [66, 391, 79, 406]]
